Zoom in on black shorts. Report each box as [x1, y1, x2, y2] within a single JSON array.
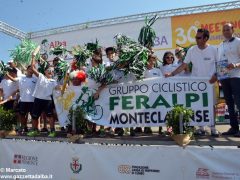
[[19, 102, 34, 116], [31, 98, 54, 120], [3, 100, 15, 111]]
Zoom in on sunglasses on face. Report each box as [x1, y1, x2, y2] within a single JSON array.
[[223, 28, 232, 32], [195, 36, 203, 40]]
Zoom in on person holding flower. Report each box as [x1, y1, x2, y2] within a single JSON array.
[[27, 53, 59, 137]]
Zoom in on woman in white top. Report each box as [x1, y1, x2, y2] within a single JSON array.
[[160, 51, 188, 76]]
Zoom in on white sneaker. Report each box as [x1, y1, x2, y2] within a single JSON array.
[[124, 128, 130, 135], [211, 129, 220, 137]]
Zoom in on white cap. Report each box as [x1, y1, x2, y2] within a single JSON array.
[[7, 59, 14, 64]]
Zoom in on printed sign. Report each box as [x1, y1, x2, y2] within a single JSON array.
[[172, 9, 240, 47], [54, 77, 215, 127]]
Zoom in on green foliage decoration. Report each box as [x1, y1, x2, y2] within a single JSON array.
[[165, 105, 194, 135], [0, 107, 17, 131]]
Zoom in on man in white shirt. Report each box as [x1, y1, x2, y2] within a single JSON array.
[[218, 23, 240, 137], [27, 54, 58, 137], [7, 65, 37, 133], [144, 54, 163, 78], [165, 28, 219, 136]]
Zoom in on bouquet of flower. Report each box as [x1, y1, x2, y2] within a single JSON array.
[[54, 58, 70, 81], [88, 64, 113, 85], [114, 34, 149, 80], [86, 39, 101, 53], [71, 45, 92, 68], [37, 60, 49, 74], [49, 45, 67, 56], [10, 39, 40, 66], [115, 34, 136, 49], [138, 15, 158, 48]]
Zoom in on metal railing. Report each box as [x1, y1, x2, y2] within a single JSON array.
[[0, 21, 27, 40], [28, 1, 240, 39]]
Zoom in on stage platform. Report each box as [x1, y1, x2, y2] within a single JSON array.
[[5, 134, 240, 147], [1, 125, 240, 180]]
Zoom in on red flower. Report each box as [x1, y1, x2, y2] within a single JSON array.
[[76, 70, 86, 82]]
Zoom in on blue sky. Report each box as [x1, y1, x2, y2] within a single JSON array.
[[0, 0, 231, 61]]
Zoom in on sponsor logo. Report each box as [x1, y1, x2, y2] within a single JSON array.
[[118, 165, 131, 174], [70, 157, 82, 174], [13, 154, 38, 166], [118, 165, 160, 176], [49, 41, 67, 49], [196, 168, 210, 179]]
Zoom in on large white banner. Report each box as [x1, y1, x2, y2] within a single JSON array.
[[0, 139, 240, 180], [54, 77, 214, 127], [31, 17, 172, 61]]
